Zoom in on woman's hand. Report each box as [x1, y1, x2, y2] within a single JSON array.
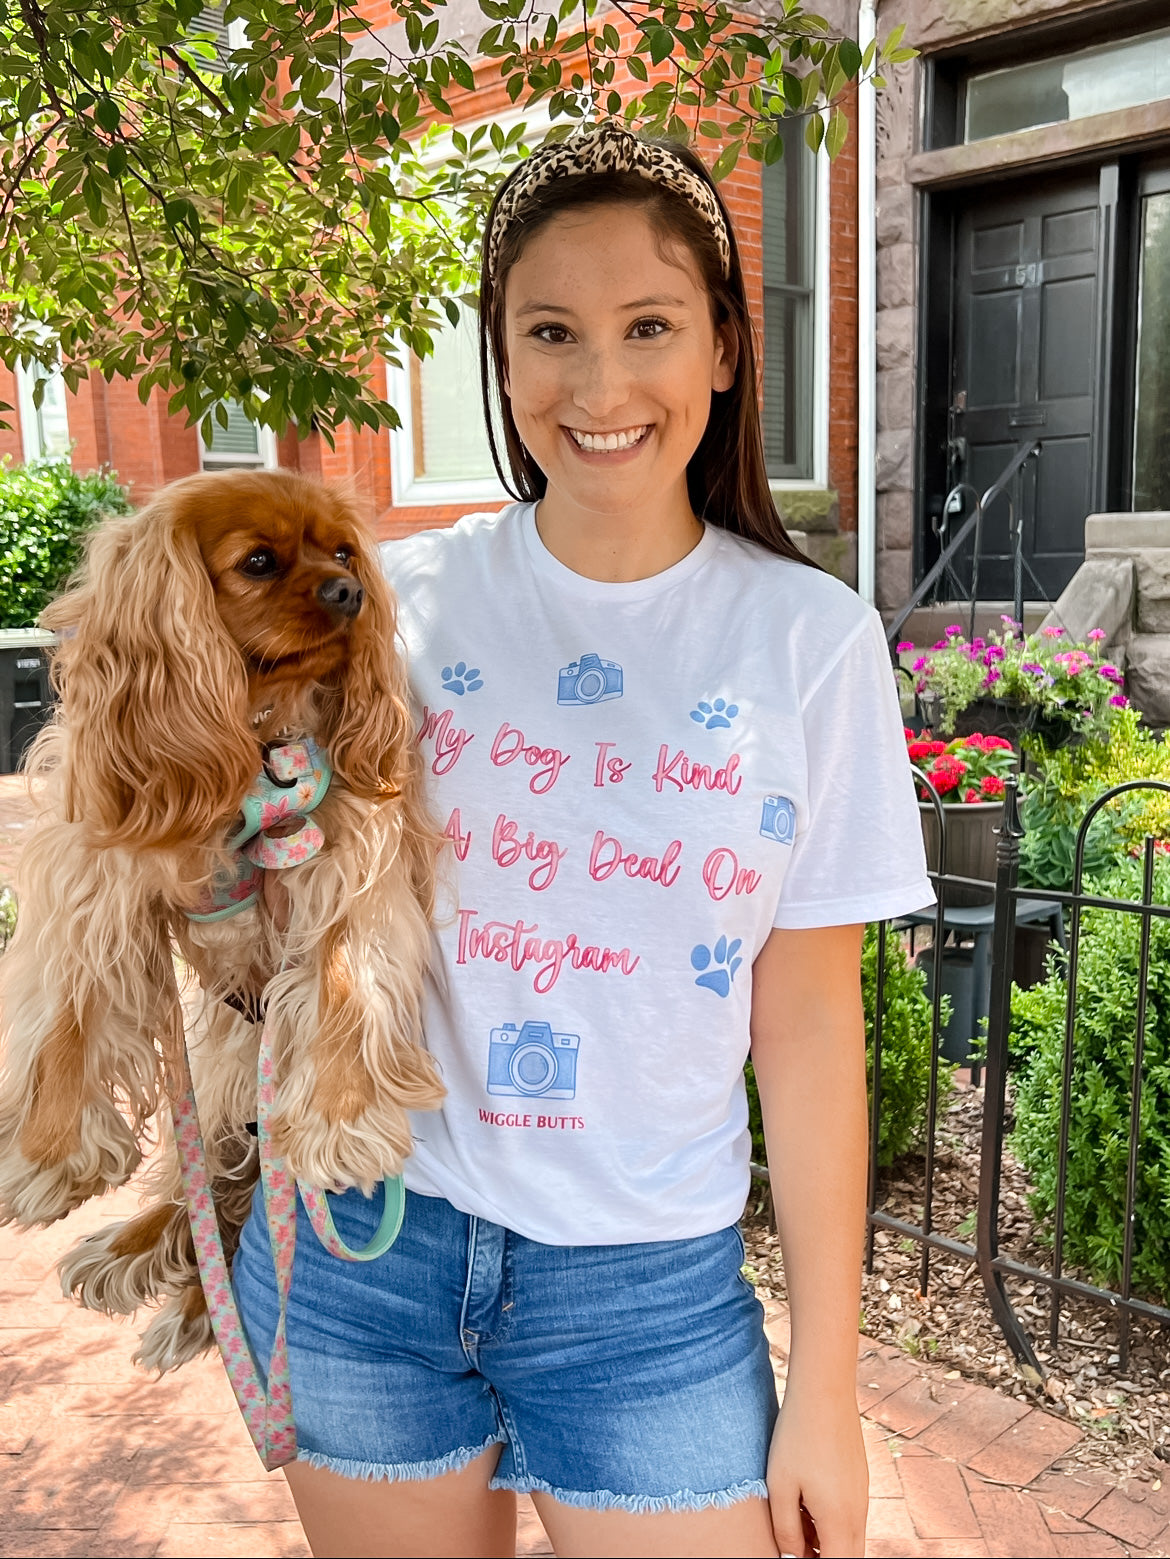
[[767, 1383, 868, 1557]]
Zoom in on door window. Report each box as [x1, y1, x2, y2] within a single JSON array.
[[964, 27, 1170, 143], [1133, 190, 1170, 510]]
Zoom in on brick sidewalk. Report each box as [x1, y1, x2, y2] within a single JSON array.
[[1, 1183, 1166, 1558]]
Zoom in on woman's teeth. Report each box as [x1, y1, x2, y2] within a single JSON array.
[[568, 425, 649, 452]]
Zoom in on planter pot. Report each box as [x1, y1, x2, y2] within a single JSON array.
[[949, 697, 1084, 749], [918, 800, 1000, 907]]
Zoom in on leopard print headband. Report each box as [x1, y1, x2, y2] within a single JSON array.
[[485, 120, 733, 281]]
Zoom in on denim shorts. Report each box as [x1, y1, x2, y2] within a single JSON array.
[[232, 1184, 778, 1513]]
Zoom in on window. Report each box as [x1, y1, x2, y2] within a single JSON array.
[[16, 360, 70, 463], [963, 27, 1170, 143], [387, 108, 548, 507], [388, 311, 506, 505], [200, 401, 277, 470], [192, 4, 246, 66], [762, 119, 823, 484], [1133, 185, 1170, 509]]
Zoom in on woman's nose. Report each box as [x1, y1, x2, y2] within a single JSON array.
[[571, 346, 631, 419]]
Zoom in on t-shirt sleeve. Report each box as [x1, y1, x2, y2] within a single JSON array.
[[772, 608, 935, 929]]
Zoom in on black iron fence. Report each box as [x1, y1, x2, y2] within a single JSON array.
[[863, 775, 1170, 1378]]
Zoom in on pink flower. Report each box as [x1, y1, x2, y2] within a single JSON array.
[[1098, 664, 1124, 685], [981, 775, 1006, 798], [931, 639, 946, 651], [1087, 628, 1107, 642], [896, 640, 915, 653], [912, 655, 927, 672], [945, 625, 963, 637], [983, 668, 1002, 686], [1041, 625, 1065, 637], [1110, 694, 1129, 708]]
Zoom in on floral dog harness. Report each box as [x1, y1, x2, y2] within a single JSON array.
[[188, 739, 332, 922]]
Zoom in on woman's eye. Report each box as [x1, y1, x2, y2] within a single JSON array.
[[238, 549, 278, 578], [630, 316, 669, 340], [532, 323, 572, 344]]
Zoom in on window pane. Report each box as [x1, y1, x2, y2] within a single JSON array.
[[762, 122, 814, 480], [202, 401, 266, 467], [965, 29, 1170, 143], [413, 313, 497, 484], [32, 366, 70, 460], [1133, 191, 1170, 510]]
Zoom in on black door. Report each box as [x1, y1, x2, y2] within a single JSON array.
[[950, 173, 1101, 600]]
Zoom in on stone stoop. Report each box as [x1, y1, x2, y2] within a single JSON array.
[[1044, 512, 1170, 727]]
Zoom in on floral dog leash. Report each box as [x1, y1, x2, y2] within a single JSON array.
[[173, 974, 403, 1464]]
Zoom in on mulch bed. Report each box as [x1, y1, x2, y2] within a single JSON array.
[[741, 1079, 1170, 1484]]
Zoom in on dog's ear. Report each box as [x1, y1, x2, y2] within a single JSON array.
[[318, 524, 415, 805], [41, 489, 257, 849]]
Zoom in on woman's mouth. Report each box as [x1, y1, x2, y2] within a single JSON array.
[[564, 424, 652, 455]]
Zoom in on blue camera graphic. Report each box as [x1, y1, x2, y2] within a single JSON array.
[[557, 652, 623, 706], [487, 1021, 581, 1100], [759, 794, 797, 845]]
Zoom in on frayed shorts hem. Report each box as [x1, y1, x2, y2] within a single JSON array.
[[297, 1432, 506, 1484], [488, 1472, 771, 1514]]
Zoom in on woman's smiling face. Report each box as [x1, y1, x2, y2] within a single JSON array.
[[502, 202, 735, 522]]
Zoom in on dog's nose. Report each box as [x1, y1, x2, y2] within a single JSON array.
[[317, 574, 364, 619]]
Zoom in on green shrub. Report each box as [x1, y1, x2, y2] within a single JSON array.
[[1010, 855, 1170, 1302], [0, 458, 130, 627], [746, 923, 950, 1171]]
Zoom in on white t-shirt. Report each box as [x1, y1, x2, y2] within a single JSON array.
[[382, 503, 933, 1245]]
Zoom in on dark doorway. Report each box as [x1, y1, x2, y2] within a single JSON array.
[[947, 172, 1101, 601]]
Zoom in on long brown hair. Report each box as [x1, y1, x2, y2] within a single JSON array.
[[478, 135, 816, 567]]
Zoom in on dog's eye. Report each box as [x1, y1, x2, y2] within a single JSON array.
[[334, 546, 352, 566], [238, 549, 278, 578]]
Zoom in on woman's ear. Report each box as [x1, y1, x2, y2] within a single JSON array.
[[713, 321, 738, 394], [318, 527, 414, 803], [42, 494, 258, 850]]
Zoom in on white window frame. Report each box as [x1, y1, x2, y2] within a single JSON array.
[[387, 106, 550, 508], [768, 136, 830, 497], [15, 358, 70, 463], [199, 402, 279, 471]]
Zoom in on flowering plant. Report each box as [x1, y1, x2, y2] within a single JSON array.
[[905, 729, 1017, 805], [900, 620, 1127, 744]]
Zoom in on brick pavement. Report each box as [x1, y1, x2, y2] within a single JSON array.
[[1, 776, 1167, 1557]]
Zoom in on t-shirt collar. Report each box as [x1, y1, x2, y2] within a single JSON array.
[[519, 502, 720, 602]]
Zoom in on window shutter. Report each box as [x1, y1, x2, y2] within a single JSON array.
[[201, 401, 266, 467]]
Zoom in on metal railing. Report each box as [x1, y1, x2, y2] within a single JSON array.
[[864, 777, 1170, 1377], [885, 440, 1042, 651]]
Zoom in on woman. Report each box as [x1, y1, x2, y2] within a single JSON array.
[[235, 121, 933, 1559]]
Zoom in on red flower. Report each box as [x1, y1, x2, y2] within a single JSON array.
[[909, 740, 947, 761], [981, 775, 1006, 798], [963, 787, 979, 803], [929, 757, 967, 795]]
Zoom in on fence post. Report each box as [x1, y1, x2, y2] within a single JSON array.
[[976, 776, 1045, 1377]]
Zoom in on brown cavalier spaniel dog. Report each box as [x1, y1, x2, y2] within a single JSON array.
[[0, 470, 443, 1369]]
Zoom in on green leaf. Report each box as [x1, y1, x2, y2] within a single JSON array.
[[805, 113, 825, 153], [825, 105, 848, 159], [711, 141, 739, 181], [94, 97, 121, 134]]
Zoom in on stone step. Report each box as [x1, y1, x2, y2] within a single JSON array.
[[886, 602, 1050, 645]]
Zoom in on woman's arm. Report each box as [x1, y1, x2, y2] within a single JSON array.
[[751, 923, 869, 1559]]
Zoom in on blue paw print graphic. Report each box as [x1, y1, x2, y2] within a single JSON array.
[[690, 697, 740, 730], [441, 661, 483, 696], [691, 936, 744, 998]]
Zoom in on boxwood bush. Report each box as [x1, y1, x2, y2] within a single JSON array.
[[0, 458, 129, 627], [746, 923, 949, 1172], [1011, 854, 1170, 1302]]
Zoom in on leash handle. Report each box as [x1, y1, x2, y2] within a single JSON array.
[[175, 1013, 407, 1471], [172, 1046, 297, 1470], [300, 1176, 405, 1261]]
